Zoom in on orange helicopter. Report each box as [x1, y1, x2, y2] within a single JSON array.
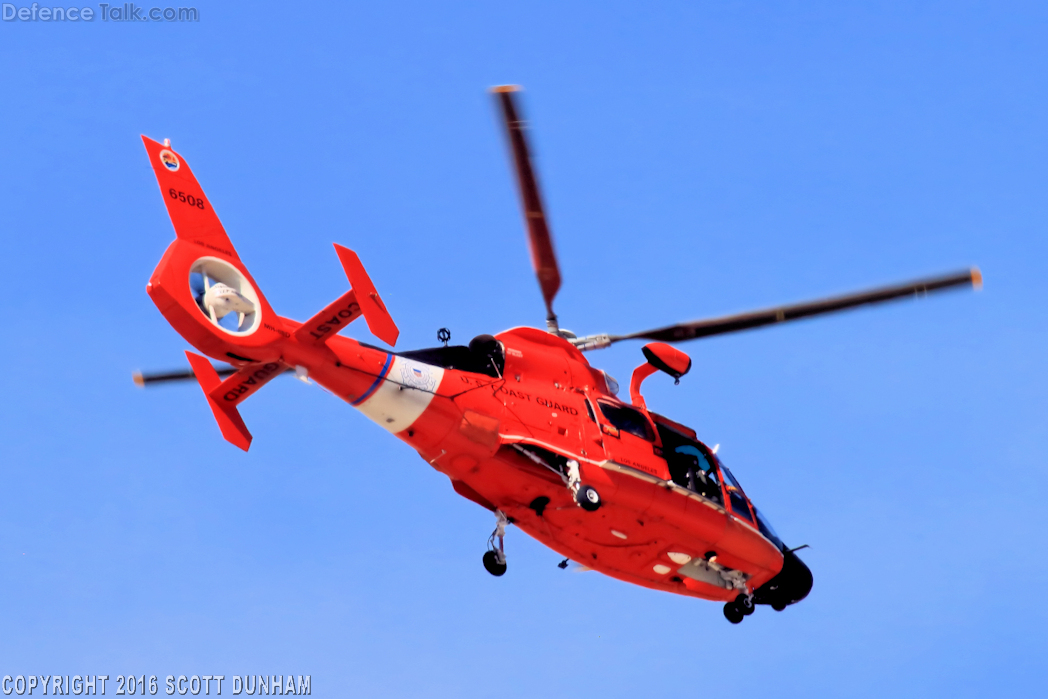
[[134, 86, 980, 623]]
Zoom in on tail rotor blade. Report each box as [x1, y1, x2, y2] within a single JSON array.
[[492, 85, 562, 329], [132, 365, 239, 387]]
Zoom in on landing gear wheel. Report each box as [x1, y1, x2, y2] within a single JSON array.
[[771, 600, 787, 612], [723, 602, 744, 624], [736, 593, 755, 616], [483, 510, 509, 576], [576, 484, 602, 511], [482, 550, 507, 577]]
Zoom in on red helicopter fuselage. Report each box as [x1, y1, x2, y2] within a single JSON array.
[[144, 157, 800, 605]]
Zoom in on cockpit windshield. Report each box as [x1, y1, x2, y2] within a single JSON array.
[[720, 462, 784, 547], [719, 464, 755, 524], [753, 507, 784, 549]]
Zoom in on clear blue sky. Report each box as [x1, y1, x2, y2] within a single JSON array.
[[1, 2, 1045, 696]]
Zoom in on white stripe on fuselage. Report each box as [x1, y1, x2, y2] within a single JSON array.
[[355, 355, 444, 433]]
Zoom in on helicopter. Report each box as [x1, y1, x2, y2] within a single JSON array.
[[134, 86, 980, 623]]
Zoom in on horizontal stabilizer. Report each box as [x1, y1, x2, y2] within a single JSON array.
[[185, 351, 253, 451], [334, 244, 399, 347], [293, 288, 363, 346]]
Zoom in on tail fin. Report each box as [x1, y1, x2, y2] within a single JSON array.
[[141, 136, 243, 259], [144, 138, 400, 450], [142, 136, 287, 360]]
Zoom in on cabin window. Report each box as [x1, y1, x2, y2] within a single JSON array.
[[597, 400, 654, 441], [584, 398, 597, 423]]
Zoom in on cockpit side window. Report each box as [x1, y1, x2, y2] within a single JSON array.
[[652, 422, 723, 504], [597, 400, 654, 441], [673, 444, 723, 503]]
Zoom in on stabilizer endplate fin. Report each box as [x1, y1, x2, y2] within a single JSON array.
[[185, 351, 252, 451], [293, 288, 362, 347], [207, 361, 287, 409], [333, 244, 399, 347]]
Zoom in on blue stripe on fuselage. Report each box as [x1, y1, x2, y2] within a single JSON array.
[[351, 353, 393, 406]]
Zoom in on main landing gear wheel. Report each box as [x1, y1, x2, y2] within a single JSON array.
[[484, 509, 509, 577], [483, 550, 507, 577], [736, 593, 755, 616], [771, 600, 787, 612], [723, 602, 744, 624], [576, 484, 602, 511]]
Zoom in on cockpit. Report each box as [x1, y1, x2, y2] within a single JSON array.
[[669, 443, 722, 503], [653, 414, 810, 609], [655, 418, 783, 548], [655, 419, 723, 502]]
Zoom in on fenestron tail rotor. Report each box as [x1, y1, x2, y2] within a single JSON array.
[[492, 85, 563, 334], [571, 268, 982, 351]]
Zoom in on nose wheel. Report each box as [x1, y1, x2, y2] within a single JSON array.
[[483, 510, 509, 577], [723, 593, 755, 624], [723, 602, 744, 624]]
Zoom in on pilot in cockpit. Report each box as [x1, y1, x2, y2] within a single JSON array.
[[673, 445, 722, 503]]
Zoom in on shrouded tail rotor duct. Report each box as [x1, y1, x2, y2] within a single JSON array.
[[189, 257, 260, 335]]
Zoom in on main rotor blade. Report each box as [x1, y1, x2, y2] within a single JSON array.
[[132, 365, 239, 387], [492, 85, 562, 326], [608, 268, 981, 344]]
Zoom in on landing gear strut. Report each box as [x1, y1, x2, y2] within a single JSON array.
[[483, 510, 508, 577]]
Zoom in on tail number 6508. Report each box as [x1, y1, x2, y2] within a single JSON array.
[[168, 188, 206, 210]]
